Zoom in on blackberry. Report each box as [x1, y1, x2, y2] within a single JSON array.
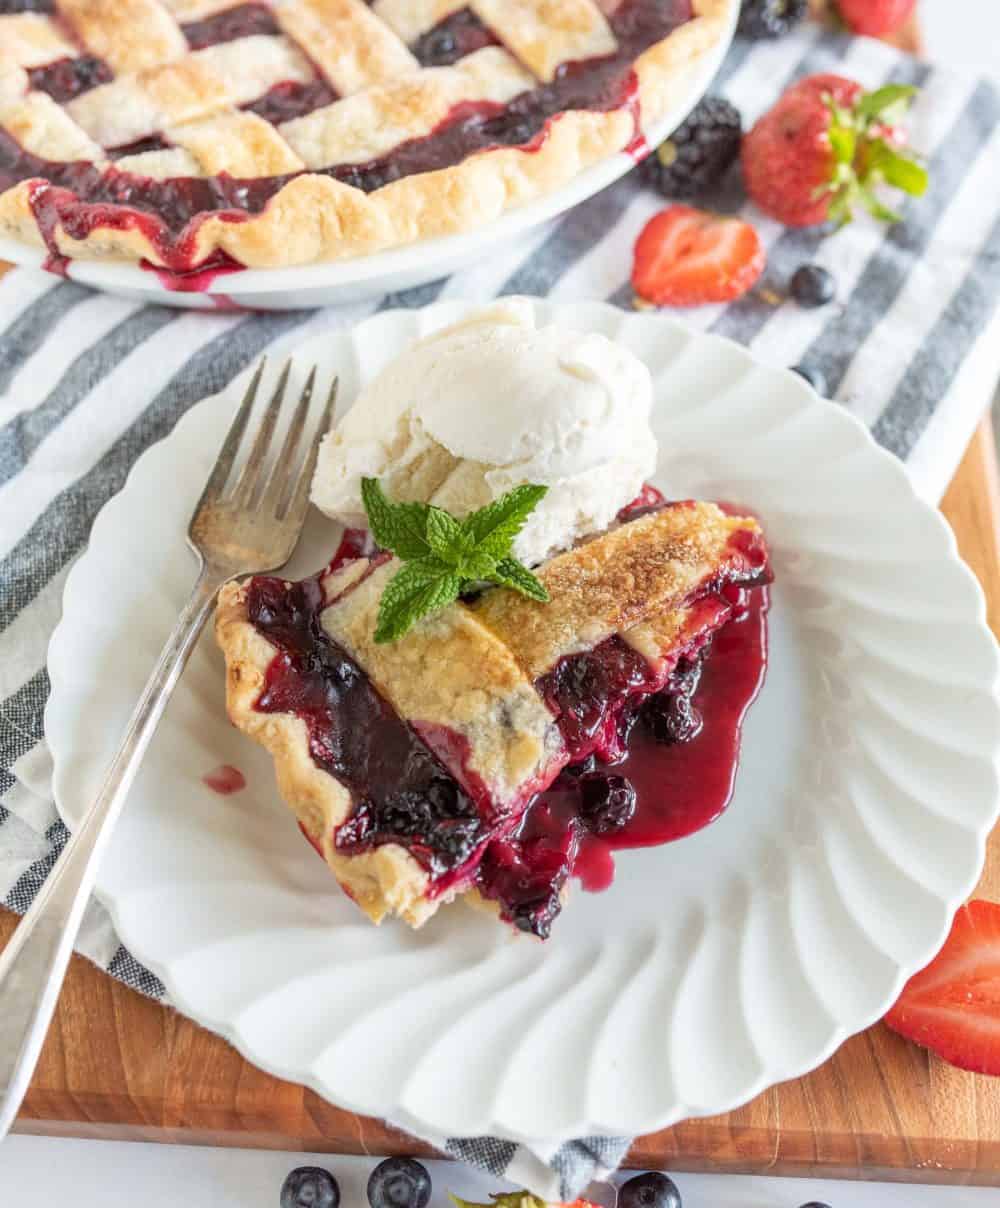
[[640, 97, 742, 199], [737, 0, 808, 39]]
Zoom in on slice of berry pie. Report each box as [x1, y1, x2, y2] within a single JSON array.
[[0, 0, 733, 273], [215, 497, 770, 932]]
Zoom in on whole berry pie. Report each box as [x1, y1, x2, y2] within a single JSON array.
[[0, 0, 733, 274], [215, 497, 771, 936]]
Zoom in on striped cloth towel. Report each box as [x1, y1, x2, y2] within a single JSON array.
[[3, 25, 1000, 1202]]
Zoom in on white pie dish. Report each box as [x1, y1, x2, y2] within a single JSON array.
[[45, 299, 1000, 1145], [0, 10, 735, 312]]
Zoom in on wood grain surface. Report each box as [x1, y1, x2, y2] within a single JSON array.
[[5, 9, 1000, 1177]]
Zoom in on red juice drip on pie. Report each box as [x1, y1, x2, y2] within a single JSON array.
[[617, 482, 666, 521], [140, 250, 245, 293], [326, 527, 377, 573], [0, 0, 693, 270], [42, 252, 70, 278], [202, 764, 247, 795]]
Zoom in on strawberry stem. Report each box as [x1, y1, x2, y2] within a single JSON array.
[[821, 84, 927, 227]]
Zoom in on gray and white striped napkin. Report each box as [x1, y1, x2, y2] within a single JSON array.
[[3, 26, 1000, 1201]]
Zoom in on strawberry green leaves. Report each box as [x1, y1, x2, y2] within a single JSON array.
[[362, 478, 550, 644], [821, 83, 928, 228]]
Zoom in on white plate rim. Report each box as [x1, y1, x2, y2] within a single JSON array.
[[44, 299, 1000, 1144]]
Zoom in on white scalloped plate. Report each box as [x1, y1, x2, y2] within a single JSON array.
[[0, 5, 736, 311], [46, 300, 1000, 1145]]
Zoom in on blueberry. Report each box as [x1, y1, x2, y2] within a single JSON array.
[[563, 754, 599, 778], [792, 363, 828, 396], [577, 774, 637, 835], [796, 1203, 833, 1208], [367, 1158, 432, 1208], [418, 28, 458, 64], [790, 264, 836, 308], [619, 1172, 682, 1208], [280, 1167, 340, 1208]]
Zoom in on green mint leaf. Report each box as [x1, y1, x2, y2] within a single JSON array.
[[374, 557, 462, 644], [461, 483, 549, 560], [857, 84, 917, 120], [425, 505, 467, 564], [360, 478, 432, 560], [879, 148, 929, 197], [457, 548, 500, 581], [488, 557, 550, 603]]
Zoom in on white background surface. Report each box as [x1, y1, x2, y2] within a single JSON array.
[[4, 1141, 1000, 1208], [4, 1, 1000, 1204]]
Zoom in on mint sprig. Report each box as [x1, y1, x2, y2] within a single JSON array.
[[362, 478, 550, 643]]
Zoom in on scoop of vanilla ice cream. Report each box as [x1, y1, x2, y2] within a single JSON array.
[[311, 300, 658, 566]]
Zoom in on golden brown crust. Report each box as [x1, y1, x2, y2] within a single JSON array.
[[58, 0, 188, 74], [318, 560, 565, 805], [216, 580, 440, 927], [0, 0, 734, 269], [472, 501, 761, 679]]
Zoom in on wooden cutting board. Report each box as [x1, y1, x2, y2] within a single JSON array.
[[10, 8, 1000, 1185]]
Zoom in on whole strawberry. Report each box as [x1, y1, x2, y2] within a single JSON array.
[[836, 0, 916, 37], [741, 74, 928, 227]]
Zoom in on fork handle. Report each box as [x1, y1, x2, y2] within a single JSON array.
[[0, 566, 223, 1138]]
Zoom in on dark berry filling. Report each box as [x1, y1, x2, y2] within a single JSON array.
[[245, 574, 488, 876], [243, 79, 339, 125], [577, 773, 637, 835], [539, 636, 659, 764], [0, 0, 693, 272], [642, 655, 703, 743], [477, 582, 770, 938], [108, 135, 171, 160], [27, 56, 113, 103], [411, 8, 499, 67], [181, 2, 280, 49]]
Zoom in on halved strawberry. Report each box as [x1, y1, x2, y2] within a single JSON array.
[[631, 204, 765, 307], [884, 900, 1000, 1075]]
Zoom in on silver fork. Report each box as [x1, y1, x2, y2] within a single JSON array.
[[0, 358, 336, 1138]]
